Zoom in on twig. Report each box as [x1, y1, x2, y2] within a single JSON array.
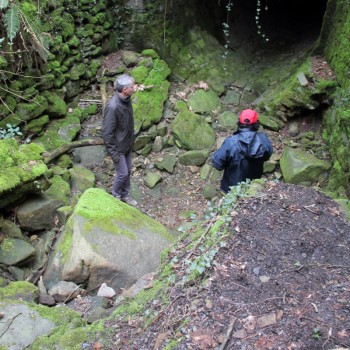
[[303, 205, 320, 215], [79, 99, 103, 103], [0, 313, 22, 338], [63, 284, 82, 304], [217, 317, 237, 350]]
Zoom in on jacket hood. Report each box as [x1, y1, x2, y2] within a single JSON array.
[[237, 129, 268, 159]]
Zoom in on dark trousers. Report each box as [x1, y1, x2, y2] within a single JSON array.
[[112, 150, 132, 198]]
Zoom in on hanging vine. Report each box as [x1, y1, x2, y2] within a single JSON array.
[[221, 0, 233, 59], [256, 0, 269, 42]]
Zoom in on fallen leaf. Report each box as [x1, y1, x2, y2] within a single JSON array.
[[93, 342, 102, 350]]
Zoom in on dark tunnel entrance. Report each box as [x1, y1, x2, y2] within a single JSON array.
[[193, 0, 328, 51]]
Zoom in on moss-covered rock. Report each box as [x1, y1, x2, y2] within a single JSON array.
[[178, 150, 210, 166], [42, 91, 67, 118], [24, 115, 50, 135], [0, 281, 39, 302], [0, 238, 36, 266], [171, 111, 216, 150], [43, 188, 175, 292], [187, 89, 221, 114], [16, 95, 48, 122], [280, 147, 331, 185], [257, 59, 337, 122], [132, 58, 171, 131], [0, 299, 86, 350], [33, 114, 81, 151], [0, 139, 48, 198]]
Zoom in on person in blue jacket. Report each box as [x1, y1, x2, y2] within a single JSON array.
[[212, 109, 273, 193]]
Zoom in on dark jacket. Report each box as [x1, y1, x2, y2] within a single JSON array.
[[212, 128, 273, 193], [102, 93, 134, 163]]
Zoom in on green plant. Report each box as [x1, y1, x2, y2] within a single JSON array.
[[0, 0, 50, 61], [182, 180, 251, 281], [0, 123, 22, 139], [311, 327, 322, 340]]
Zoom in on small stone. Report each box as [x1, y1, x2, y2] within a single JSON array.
[[97, 283, 116, 298], [259, 275, 270, 283], [257, 312, 277, 328], [253, 267, 260, 275]]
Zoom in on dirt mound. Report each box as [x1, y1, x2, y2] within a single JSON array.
[[99, 182, 350, 350]]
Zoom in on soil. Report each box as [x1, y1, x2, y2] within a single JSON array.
[[100, 182, 350, 350]]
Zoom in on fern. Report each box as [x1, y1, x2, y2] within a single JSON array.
[[4, 6, 20, 43], [0, 0, 9, 10]]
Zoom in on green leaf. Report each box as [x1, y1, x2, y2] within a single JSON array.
[[4, 6, 20, 43], [0, 0, 9, 10]]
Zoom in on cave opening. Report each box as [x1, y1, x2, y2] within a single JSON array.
[[193, 0, 328, 52]]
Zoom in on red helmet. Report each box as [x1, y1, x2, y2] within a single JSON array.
[[239, 109, 259, 124]]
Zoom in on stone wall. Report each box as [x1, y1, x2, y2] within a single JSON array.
[[317, 0, 350, 196], [0, 0, 114, 130]]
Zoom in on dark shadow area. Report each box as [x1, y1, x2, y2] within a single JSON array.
[[193, 0, 328, 50]]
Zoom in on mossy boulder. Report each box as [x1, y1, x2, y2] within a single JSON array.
[[33, 114, 81, 152], [0, 300, 85, 350], [132, 58, 171, 131], [42, 91, 67, 118], [0, 281, 39, 302], [43, 188, 175, 292], [16, 95, 48, 122], [121, 50, 140, 67], [0, 139, 48, 198], [280, 147, 331, 185], [187, 89, 221, 114], [178, 150, 210, 166], [69, 165, 96, 194], [24, 115, 50, 135], [171, 111, 216, 150], [141, 49, 160, 59], [217, 111, 239, 131]]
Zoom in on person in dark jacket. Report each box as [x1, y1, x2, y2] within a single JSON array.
[[102, 74, 137, 206], [212, 109, 273, 193]]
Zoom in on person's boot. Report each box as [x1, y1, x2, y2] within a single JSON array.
[[122, 195, 137, 206]]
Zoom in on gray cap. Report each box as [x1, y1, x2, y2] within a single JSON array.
[[114, 74, 135, 91]]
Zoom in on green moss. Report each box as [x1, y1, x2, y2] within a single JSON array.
[[131, 65, 150, 83], [45, 175, 70, 206], [0, 139, 48, 194], [16, 95, 48, 122], [0, 55, 8, 69], [0, 281, 38, 301], [132, 58, 171, 131], [75, 188, 174, 241], [141, 49, 160, 59], [56, 220, 73, 263], [42, 91, 67, 118], [33, 114, 81, 151]]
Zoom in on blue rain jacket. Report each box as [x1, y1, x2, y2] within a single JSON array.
[[212, 128, 273, 193]]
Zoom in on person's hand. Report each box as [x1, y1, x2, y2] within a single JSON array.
[[112, 154, 120, 164]]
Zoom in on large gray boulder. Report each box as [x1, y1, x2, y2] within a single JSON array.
[[280, 147, 331, 185], [43, 188, 175, 292], [0, 303, 55, 350]]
